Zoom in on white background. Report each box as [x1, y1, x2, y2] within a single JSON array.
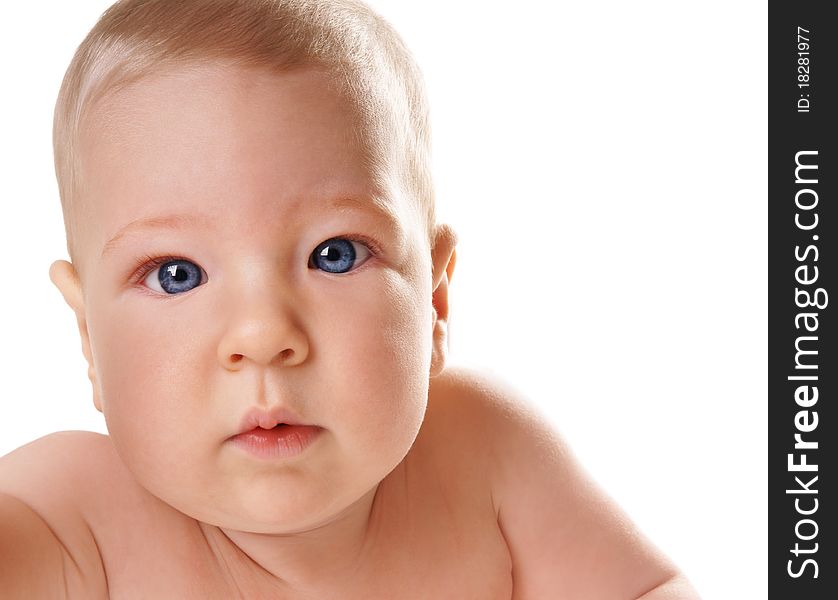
[[0, 2, 766, 598]]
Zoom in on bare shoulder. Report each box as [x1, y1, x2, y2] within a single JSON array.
[[426, 364, 535, 435], [422, 365, 557, 512], [425, 365, 563, 470], [422, 366, 514, 463], [0, 431, 117, 596], [0, 430, 125, 519], [427, 366, 699, 599]]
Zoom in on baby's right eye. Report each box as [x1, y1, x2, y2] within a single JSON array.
[[141, 258, 206, 295]]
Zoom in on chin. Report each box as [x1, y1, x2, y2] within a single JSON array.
[[198, 479, 362, 533]]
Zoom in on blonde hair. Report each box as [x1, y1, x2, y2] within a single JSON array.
[[53, 0, 435, 263]]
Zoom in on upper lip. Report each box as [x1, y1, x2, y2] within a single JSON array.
[[232, 406, 313, 436]]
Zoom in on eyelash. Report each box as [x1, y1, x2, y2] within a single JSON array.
[[130, 253, 188, 285], [129, 233, 382, 284]]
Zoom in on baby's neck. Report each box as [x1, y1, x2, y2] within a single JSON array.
[[200, 484, 383, 596]]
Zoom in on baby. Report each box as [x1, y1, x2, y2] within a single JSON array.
[[0, 1, 699, 598]]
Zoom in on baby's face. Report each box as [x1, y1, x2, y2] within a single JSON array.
[[71, 64, 438, 532]]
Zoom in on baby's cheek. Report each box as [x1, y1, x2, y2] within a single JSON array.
[[87, 310, 194, 469], [341, 272, 430, 439]]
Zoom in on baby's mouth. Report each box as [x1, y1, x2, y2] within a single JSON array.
[[231, 406, 315, 437], [229, 423, 324, 460]]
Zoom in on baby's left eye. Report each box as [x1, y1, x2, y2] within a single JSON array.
[[309, 238, 371, 274]]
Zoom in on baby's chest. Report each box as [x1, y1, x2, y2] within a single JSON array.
[[349, 459, 513, 599], [99, 508, 512, 600], [364, 536, 513, 600]]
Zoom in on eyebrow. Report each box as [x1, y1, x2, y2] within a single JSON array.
[[101, 213, 211, 258], [100, 196, 400, 259]]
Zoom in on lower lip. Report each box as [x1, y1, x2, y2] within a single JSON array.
[[230, 425, 323, 459]]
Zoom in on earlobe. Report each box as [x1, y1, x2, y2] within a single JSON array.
[[429, 225, 457, 377], [49, 260, 103, 413]]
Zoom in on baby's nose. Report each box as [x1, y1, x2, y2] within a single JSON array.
[[217, 300, 309, 370]]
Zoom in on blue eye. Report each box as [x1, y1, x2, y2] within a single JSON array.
[[309, 238, 371, 274], [143, 259, 204, 295]]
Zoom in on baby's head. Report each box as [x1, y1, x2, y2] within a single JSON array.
[[49, 0, 456, 533]]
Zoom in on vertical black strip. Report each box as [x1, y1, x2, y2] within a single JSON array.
[[770, 4, 836, 598]]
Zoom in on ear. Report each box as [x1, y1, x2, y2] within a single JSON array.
[[49, 260, 103, 413], [429, 224, 457, 377]]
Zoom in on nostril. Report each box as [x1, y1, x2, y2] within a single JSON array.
[[278, 349, 293, 362]]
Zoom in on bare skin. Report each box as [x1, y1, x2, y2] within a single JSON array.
[[1, 64, 698, 598], [0, 369, 512, 599], [0, 367, 698, 599]]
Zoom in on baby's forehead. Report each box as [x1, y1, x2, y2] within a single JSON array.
[[91, 68, 375, 175], [85, 65, 401, 198], [83, 64, 356, 147], [74, 66, 424, 261]]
